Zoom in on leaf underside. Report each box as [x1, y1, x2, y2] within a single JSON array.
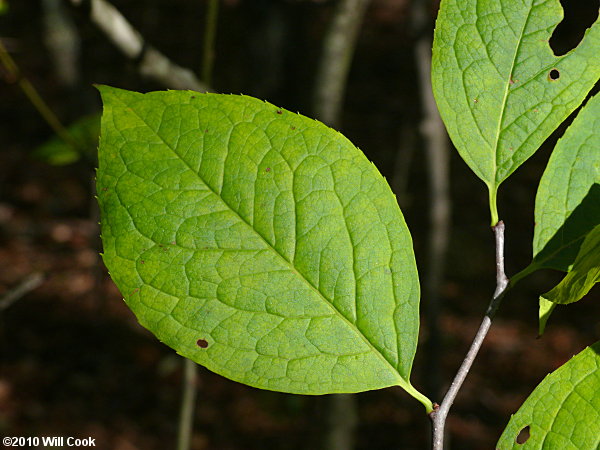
[[96, 86, 429, 407], [432, 0, 600, 221], [497, 341, 600, 449]]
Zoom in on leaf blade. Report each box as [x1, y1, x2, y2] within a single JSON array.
[[541, 224, 600, 305], [532, 93, 600, 273], [432, 0, 600, 221], [497, 342, 600, 449], [96, 86, 430, 408]]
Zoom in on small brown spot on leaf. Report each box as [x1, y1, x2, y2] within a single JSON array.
[[140, 260, 145, 264], [473, 98, 478, 103], [191, 96, 196, 99], [509, 78, 515, 85], [196, 339, 209, 348], [101, 187, 108, 192], [291, 126, 296, 130], [266, 167, 271, 172], [131, 288, 139, 295], [204, 129, 208, 133], [516, 425, 530, 444], [276, 109, 282, 114], [548, 69, 560, 81]]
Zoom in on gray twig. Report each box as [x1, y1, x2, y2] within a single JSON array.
[[0, 273, 44, 311], [68, 0, 211, 92], [42, 0, 81, 87], [430, 221, 509, 449], [326, 393, 358, 450], [177, 358, 198, 450], [313, 0, 371, 128]]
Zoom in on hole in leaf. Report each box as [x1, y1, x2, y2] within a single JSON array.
[[516, 425, 531, 444], [196, 339, 209, 348], [549, 69, 560, 81], [549, 0, 599, 56]]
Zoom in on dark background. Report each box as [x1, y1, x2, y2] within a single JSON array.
[[1, 0, 599, 449]]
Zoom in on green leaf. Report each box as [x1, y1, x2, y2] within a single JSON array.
[[96, 86, 431, 410], [512, 95, 600, 335], [432, 0, 600, 224], [509, 93, 600, 333], [537, 297, 556, 336], [531, 93, 600, 274], [497, 341, 600, 449], [34, 114, 100, 165], [541, 224, 600, 305]]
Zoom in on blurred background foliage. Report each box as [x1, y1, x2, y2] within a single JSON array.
[[0, 0, 598, 449]]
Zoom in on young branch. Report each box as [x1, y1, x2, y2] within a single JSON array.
[[201, 0, 219, 86], [177, 358, 198, 450], [430, 221, 510, 450], [0, 273, 44, 311], [42, 0, 81, 88], [68, 0, 211, 92], [0, 39, 79, 149], [313, 0, 371, 128]]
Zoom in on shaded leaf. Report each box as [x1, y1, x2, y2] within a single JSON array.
[[531, 93, 600, 274], [96, 86, 431, 409], [541, 224, 600, 305], [497, 341, 600, 449], [432, 0, 600, 223], [34, 114, 100, 165], [509, 93, 600, 333]]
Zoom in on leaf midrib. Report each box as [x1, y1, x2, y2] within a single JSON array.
[[490, 1, 534, 187], [112, 93, 408, 385]]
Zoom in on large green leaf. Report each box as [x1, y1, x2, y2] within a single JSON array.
[[497, 341, 600, 449], [432, 0, 600, 224], [530, 93, 600, 275], [96, 86, 431, 410], [542, 224, 600, 305]]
